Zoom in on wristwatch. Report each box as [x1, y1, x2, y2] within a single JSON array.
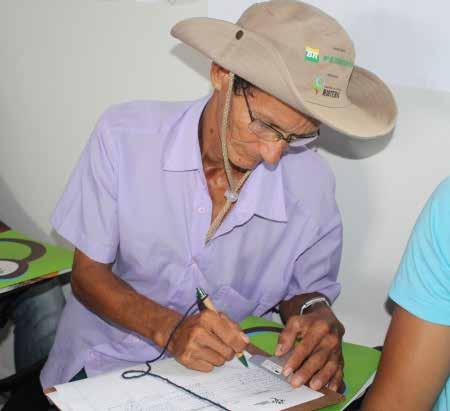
[[299, 296, 330, 315]]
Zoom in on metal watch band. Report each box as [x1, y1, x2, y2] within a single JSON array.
[[299, 296, 330, 315]]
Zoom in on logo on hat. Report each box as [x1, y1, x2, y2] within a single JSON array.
[[323, 55, 353, 67], [312, 75, 324, 94], [305, 47, 320, 63], [322, 87, 341, 99]]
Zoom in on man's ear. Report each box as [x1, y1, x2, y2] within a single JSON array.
[[210, 62, 230, 91]]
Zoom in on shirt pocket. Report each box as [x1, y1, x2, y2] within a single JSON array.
[[211, 285, 270, 322]]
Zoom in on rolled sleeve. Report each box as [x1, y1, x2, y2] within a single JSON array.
[[286, 214, 343, 303], [51, 113, 119, 263]]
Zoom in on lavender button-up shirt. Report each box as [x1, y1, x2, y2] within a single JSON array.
[[41, 95, 342, 388]]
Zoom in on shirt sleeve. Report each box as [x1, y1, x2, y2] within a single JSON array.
[[389, 177, 450, 326], [286, 206, 343, 304], [51, 112, 119, 264]]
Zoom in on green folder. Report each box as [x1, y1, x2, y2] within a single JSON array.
[[240, 316, 380, 410], [0, 230, 74, 292]]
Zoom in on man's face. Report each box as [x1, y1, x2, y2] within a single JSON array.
[[224, 87, 320, 170], [212, 66, 319, 170]]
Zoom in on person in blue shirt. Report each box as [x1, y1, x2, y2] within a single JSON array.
[[363, 177, 450, 411]]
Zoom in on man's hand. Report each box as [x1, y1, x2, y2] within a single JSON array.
[[276, 303, 345, 391], [168, 310, 249, 372]]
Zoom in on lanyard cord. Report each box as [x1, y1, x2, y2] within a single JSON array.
[[121, 301, 231, 411], [205, 72, 252, 243]]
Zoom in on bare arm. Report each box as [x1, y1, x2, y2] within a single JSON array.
[[362, 305, 450, 411], [71, 248, 180, 349], [71, 248, 248, 371]]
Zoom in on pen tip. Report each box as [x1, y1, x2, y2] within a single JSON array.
[[239, 355, 249, 368]]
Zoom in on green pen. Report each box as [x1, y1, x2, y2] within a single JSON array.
[[196, 287, 249, 368]]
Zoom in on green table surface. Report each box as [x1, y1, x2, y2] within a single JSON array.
[[0, 230, 73, 289], [240, 316, 380, 410]]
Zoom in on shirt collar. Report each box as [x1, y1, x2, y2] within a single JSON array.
[[236, 161, 288, 223], [162, 94, 288, 223], [162, 95, 210, 172]]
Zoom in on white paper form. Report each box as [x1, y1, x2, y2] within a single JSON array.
[[47, 357, 323, 411]]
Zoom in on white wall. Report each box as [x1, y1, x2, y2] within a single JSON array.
[[0, 0, 210, 243], [327, 86, 450, 345], [0, 0, 449, 370]]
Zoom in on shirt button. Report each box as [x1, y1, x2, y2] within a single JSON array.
[[198, 207, 206, 214]]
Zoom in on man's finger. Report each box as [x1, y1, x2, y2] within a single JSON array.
[[290, 347, 330, 388], [184, 358, 214, 373], [309, 352, 340, 390], [282, 327, 325, 376], [327, 362, 344, 392], [192, 346, 227, 367], [198, 330, 235, 362], [276, 316, 304, 356], [176, 346, 214, 372], [209, 313, 249, 354]]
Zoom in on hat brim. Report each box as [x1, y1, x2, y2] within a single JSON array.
[[304, 66, 398, 139], [171, 17, 397, 139]]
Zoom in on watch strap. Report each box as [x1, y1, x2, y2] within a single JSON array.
[[299, 296, 330, 315]]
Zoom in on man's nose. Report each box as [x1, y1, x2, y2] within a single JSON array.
[[260, 140, 287, 165]]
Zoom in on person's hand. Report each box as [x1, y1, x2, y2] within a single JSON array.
[[276, 304, 345, 391], [168, 310, 249, 372]]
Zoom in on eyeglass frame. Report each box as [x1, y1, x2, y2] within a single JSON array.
[[242, 88, 320, 145]]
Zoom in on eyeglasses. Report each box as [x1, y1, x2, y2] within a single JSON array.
[[242, 89, 319, 147]]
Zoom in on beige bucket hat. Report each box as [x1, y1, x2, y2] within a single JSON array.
[[171, 0, 397, 139]]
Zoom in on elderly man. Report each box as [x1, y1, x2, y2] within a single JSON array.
[[41, 0, 396, 393]]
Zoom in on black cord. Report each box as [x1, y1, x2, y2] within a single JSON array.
[[121, 301, 231, 411], [121, 301, 197, 379]]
